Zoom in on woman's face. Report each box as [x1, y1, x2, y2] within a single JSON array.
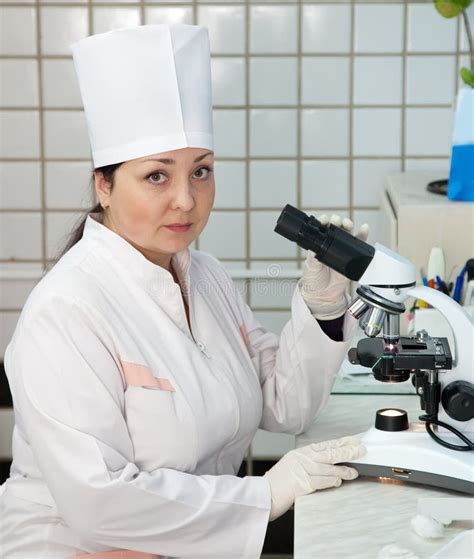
[[95, 147, 215, 271]]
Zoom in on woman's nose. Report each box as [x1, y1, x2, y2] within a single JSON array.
[[170, 181, 195, 211]]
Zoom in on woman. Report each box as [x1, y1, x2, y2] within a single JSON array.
[[0, 24, 367, 559]]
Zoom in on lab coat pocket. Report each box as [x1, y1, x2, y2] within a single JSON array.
[[124, 385, 193, 473], [120, 359, 175, 392]]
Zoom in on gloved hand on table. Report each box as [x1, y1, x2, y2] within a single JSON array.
[[301, 214, 370, 320], [263, 435, 366, 521]]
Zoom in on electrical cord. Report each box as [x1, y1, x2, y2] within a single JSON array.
[[419, 415, 474, 451]]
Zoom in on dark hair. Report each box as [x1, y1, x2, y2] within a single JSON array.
[[57, 162, 123, 259]]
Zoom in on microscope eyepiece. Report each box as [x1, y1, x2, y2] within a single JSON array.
[[274, 204, 375, 281], [274, 205, 308, 243]]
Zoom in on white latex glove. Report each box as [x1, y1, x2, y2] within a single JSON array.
[[263, 435, 366, 521], [301, 214, 370, 320]]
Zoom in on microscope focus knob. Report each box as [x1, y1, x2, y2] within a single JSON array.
[[441, 381, 474, 422]]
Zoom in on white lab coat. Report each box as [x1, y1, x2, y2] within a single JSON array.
[[0, 213, 357, 559]]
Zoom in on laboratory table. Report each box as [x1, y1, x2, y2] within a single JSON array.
[[294, 394, 473, 558]]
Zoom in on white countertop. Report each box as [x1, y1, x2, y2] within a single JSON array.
[[294, 394, 473, 559]]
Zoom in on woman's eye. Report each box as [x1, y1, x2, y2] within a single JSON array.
[[147, 172, 167, 185], [146, 166, 213, 185], [193, 166, 213, 180]]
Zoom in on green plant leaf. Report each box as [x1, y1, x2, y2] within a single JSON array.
[[460, 66, 474, 87], [434, 0, 471, 18]]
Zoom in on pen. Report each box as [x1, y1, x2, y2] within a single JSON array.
[[452, 266, 467, 303], [435, 275, 450, 295]]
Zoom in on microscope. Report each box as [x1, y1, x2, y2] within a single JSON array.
[[275, 204, 473, 495]]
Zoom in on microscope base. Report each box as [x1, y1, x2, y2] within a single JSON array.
[[346, 424, 474, 495], [353, 463, 473, 494]]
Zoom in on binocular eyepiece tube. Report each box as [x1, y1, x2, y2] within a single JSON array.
[[274, 204, 375, 282]]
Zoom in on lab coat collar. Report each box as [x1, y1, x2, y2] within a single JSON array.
[[83, 212, 192, 292]]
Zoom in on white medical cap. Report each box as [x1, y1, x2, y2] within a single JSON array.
[[70, 24, 213, 168]]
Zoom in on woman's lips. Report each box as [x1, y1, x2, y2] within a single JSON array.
[[164, 223, 192, 233]]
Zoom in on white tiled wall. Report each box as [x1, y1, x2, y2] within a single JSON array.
[[0, 1, 466, 459]]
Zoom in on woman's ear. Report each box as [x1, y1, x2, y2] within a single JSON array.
[[94, 171, 112, 208]]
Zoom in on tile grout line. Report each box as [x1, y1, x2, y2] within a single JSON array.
[[1, 51, 470, 60], [192, 0, 197, 24], [0, 204, 405, 217], [0, 103, 460, 111], [244, 0, 253, 478], [0, 1, 448, 6], [1, 305, 301, 312], [88, 0, 94, 206], [34, 0, 47, 273], [401, 0, 408, 172], [244, 0, 253, 476], [193, 0, 200, 251], [0, 155, 449, 163], [296, 0, 302, 263], [244, 0, 252, 307], [245, 0, 250, 279], [349, 0, 355, 221]]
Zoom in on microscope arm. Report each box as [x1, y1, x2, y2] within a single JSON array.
[[407, 285, 474, 393]]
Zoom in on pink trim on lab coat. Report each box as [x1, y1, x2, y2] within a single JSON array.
[[119, 359, 175, 391], [239, 324, 250, 347], [69, 551, 160, 559]]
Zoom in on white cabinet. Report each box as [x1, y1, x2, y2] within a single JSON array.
[[380, 171, 474, 284], [379, 171, 474, 333]]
